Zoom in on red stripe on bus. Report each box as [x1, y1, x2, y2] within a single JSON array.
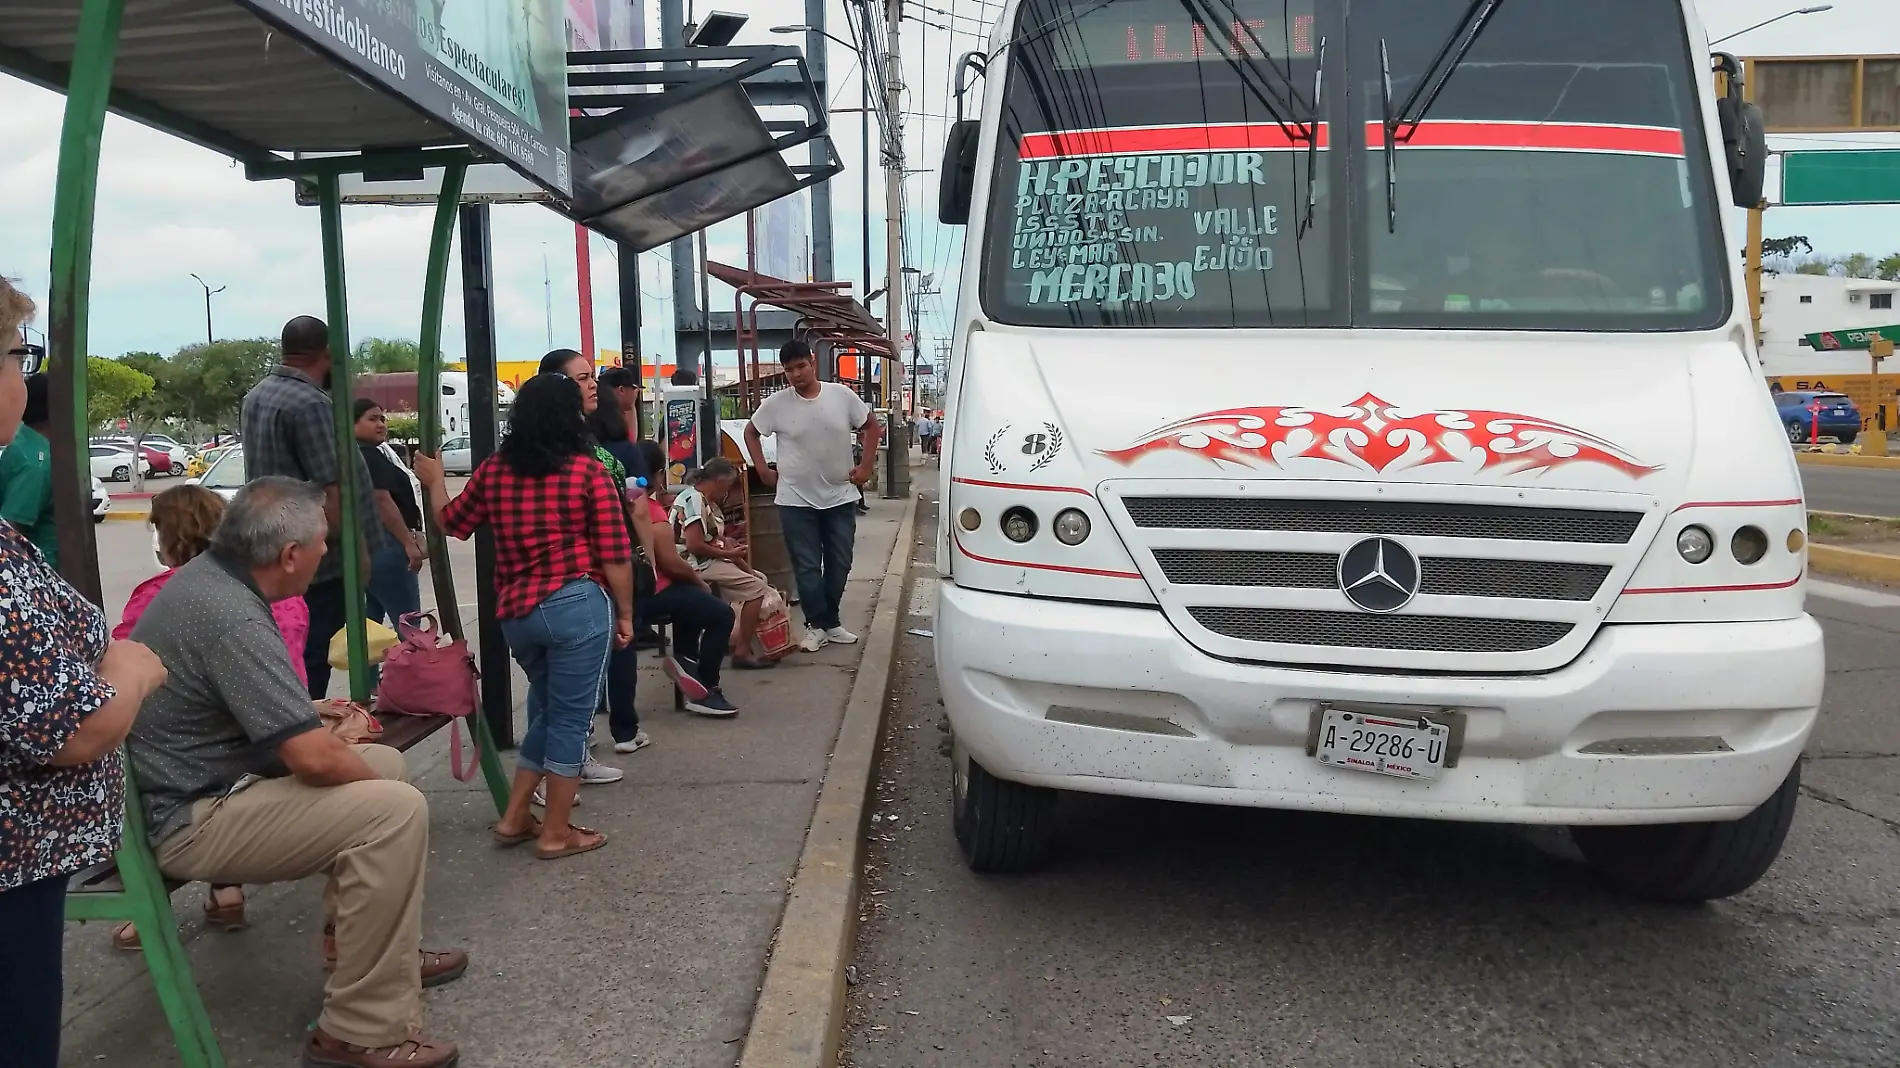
[[1019, 123, 1326, 158], [1365, 120, 1686, 156]]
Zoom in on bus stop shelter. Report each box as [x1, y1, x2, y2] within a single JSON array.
[[0, 0, 836, 707]]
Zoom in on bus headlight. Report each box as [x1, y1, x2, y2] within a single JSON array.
[[1731, 525, 1769, 565], [1001, 507, 1038, 543], [1677, 525, 1714, 563], [1052, 509, 1091, 545]]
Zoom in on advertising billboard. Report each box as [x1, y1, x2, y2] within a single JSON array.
[[238, 0, 573, 194], [753, 191, 810, 281]]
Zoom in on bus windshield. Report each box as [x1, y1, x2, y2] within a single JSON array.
[[980, 0, 1730, 332]]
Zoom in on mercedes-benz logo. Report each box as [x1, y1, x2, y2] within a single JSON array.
[[1337, 537, 1421, 613]]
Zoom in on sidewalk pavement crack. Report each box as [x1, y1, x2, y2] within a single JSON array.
[[1806, 751, 1900, 760], [1800, 783, 1900, 837]]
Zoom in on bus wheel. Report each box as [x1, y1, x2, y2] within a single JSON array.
[[1571, 763, 1800, 903], [952, 742, 1056, 873]]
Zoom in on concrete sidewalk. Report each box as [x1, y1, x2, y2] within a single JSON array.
[[56, 491, 913, 1067]]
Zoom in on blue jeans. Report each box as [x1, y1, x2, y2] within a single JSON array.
[[365, 540, 422, 628], [779, 503, 857, 632], [499, 579, 611, 777]]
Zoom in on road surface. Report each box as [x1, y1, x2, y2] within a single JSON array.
[[844, 497, 1900, 1068], [1801, 463, 1900, 517]]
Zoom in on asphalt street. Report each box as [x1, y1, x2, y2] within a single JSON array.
[[1801, 463, 1900, 517], [844, 497, 1900, 1068]]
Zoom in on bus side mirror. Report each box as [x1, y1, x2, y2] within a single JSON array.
[[1713, 52, 1767, 208], [1718, 97, 1767, 208], [938, 120, 982, 225]]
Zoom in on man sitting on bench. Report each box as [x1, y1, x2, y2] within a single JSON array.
[[126, 477, 465, 1068]]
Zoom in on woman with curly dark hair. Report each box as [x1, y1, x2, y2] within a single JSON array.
[[414, 374, 633, 860]]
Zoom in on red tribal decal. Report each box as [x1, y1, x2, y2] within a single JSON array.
[[1101, 393, 1660, 478]]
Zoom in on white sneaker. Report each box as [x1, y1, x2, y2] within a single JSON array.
[[612, 731, 652, 754], [530, 783, 582, 809], [799, 628, 829, 653], [579, 755, 624, 784], [825, 626, 860, 645]]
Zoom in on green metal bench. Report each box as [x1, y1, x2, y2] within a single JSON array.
[[64, 709, 507, 1068]]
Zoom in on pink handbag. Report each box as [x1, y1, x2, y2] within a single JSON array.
[[375, 612, 481, 781]]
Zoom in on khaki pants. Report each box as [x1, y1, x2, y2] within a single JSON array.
[[699, 559, 768, 606], [155, 744, 427, 1047]]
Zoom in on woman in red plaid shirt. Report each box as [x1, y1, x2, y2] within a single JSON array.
[[414, 375, 634, 860]]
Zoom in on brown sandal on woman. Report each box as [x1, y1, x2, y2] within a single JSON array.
[[535, 824, 608, 860], [112, 885, 245, 951], [203, 885, 247, 931]]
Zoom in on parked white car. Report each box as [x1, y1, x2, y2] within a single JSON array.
[[192, 443, 421, 506], [91, 476, 109, 522], [439, 436, 474, 476], [89, 444, 154, 482]]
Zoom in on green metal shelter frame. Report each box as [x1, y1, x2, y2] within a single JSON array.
[[5, 0, 490, 695]]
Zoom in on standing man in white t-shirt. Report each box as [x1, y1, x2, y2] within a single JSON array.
[[745, 340, 882, 651]]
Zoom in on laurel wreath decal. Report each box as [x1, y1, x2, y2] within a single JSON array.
[[984, 426, 1010, 473], [1028, 422, 1063, 472]]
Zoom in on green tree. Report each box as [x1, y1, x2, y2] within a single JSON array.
[[87, 357, 155, 431], [383, 412, 420, 442], [354, 337, 423, 373], [169, 338, 280, 435], [1878, 253, 1900, 282], [1760, 236, 1812, 263]]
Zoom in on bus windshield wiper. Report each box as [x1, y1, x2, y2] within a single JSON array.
[[1382, 0, 1507, 231]]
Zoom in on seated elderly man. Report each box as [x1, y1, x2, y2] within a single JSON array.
[[126, 476, 464, 1068]]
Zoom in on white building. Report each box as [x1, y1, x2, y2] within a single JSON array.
[[1759, 273, 1899, 376]]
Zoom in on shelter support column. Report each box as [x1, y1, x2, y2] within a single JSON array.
[[45, 0, 127, 604], [418, 161, 467, 641], [460, 202, 515, 749], [317, 173, 372, 703]]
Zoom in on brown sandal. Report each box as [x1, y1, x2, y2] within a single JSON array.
[[203, 885, 246, 931], [303, 1027, 459, 1068], [535, 824, 608, 860], [490, 821, 542, 847]]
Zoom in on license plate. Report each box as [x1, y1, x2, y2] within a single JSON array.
[[1315, 708, 1450, 781], [1833, 408, 1849, 416]]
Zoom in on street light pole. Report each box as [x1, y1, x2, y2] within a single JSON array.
[[189, 272, 224, 345], [1709, 4, 1832, 46], [881, 0, 907, 499]]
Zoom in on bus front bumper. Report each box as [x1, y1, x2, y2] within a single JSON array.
[[935, 583, 1823, 825]]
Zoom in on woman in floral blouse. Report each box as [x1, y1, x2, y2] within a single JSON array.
[[0, 280, 169, 1067]]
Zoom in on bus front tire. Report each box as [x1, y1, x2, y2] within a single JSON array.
[[952, 745, 1056, 873], [1571, 762, 1800, 904]]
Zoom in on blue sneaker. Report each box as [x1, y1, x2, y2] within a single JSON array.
[[686, 688, 738, 718]]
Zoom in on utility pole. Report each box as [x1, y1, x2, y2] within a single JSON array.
[[881, 0, 908, 498], [189, 272, 224, 345], [861, 36, 875, 406], [909, 272, 937, 416]]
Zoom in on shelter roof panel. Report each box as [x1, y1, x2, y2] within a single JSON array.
[[1, 0, 460, 159]]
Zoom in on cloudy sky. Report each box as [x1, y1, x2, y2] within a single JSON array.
[[0, 0, 1895, 365]]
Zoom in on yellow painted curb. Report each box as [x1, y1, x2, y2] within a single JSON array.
[[738, 495, 918, 1068], [1795, 451, 1900, 470], [102, 509, 149, 521], [1808, 544, 1900, 585]]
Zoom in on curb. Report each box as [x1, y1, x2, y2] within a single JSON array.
[[1808, 544, 1900, 585], [1795, 451, 1900, 470], [738, 495, 918, 1068], [102, 509, 149, 521]]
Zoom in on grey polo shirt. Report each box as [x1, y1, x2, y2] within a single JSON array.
[[125, 552, 323, 844], [240, 365, 393, 583]]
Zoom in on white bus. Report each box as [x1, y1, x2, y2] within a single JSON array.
[[932, 0, 1817, 902]]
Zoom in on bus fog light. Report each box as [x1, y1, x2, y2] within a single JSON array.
[[1787, 528, 1806, 553], [1731, 525, 1769, 565], [1677, 525, 1714, 563], [1052, 509, 1091, 545], [1001, 507, 1038, 543], [958, 508, 981, 531]]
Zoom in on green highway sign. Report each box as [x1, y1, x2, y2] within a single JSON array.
[[1807, 324, 1900, 351], [1781, 151, 1900, 207]]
